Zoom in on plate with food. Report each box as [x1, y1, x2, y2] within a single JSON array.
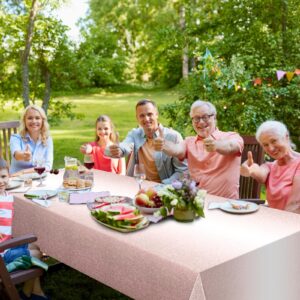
[[20, 172, 47, 180], [87, 196, 132, 210], [62, 178, 93, 191], [90, 195, 132, 206], [89, 203, 149, 232], [5, 180, 22, 190], [133, 187, 163, 214], [24, 190, 57, 199], [220, 200, 259, 214]]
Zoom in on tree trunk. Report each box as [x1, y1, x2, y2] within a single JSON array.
[[179, 6, 189, 79], [281, 0, 287, 63], [42, 65, 51, 115], [21, 0, 39, 108]]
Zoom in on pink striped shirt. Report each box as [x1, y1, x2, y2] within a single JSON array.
[[0, 192, 14, 243]]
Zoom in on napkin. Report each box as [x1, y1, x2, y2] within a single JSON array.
[[32, 199, 52, 207], [146, 214, 164, 223], [69, 191, 110, 204]]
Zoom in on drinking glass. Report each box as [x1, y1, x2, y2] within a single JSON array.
[[83, 154, 94, 170], [133, 163, 146, 191], [33, 158, 46, 187]]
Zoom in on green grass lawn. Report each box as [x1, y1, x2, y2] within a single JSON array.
[[0, 87, 177, 168], [42, 264, 132, 300]]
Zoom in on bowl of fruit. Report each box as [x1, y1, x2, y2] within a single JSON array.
[[134, 187, 163, 214]]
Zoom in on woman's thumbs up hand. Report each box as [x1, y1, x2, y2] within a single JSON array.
[[247, 151, 254, 166], [23, 144, 32, 161], [240, 151, 259, 177]]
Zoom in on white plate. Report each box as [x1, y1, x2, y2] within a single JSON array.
[[89, 203, 150, 232], [62, 186, 91, 192], [220, 200, 259, 214], [6, 180, 22, 190], [20, 172, 47, 180], [94, 195, 132, 204], [24, 190, 57, 199]]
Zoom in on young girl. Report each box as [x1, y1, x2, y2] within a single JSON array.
[[80, 115, 125, 175], [0, 158, 49, 300]]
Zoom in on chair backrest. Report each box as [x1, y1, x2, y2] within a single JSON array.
[[239, 135, 264, 199], [0, 234, 44, 300], [0, 121, 20, 166]]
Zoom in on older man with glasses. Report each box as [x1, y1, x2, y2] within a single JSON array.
[[154, 100, 244, 199]]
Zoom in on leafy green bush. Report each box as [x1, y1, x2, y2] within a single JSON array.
[[162, 51, 300, 149]]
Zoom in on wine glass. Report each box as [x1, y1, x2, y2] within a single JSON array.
[[83, 154, 94, 170], [133, 163, 146, 191], [33, 158, 46, 187]]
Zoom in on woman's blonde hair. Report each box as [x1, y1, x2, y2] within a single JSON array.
[[19, 105, 50, 146], [95, 115, 117, 143]]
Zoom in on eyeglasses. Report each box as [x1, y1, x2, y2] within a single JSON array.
[[192, 114, 214, 123]]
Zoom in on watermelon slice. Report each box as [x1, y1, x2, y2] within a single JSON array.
[[100, 204, 135, 214], [111, 213, 143, 222]]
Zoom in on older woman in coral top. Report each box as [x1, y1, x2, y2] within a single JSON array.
[[241, 121, 300, 213]]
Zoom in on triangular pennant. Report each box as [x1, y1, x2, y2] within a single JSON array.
[[276, 70, 286, 81], [203, 48, 212, 59], [286, 71, 294, 82], [253, 78, 262, 86], [294, 69, 300, 75]]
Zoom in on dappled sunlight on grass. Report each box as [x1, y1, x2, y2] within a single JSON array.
[[0, 88, 176, 168], [51, 129, 94, 135]]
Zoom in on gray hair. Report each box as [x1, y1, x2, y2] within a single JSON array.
[[256, 121, 289, 143], [190, 100, 217, 117]]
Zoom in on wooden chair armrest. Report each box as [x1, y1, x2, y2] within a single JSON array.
[[0, 234, 37, 252], [239, 199, 265, 205]]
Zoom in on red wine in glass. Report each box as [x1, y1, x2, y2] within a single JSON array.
[[84, 162, 94, 170], [34, 166, 46, 175]]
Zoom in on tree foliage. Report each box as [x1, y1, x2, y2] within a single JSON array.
[[161, 0, 300, 148]]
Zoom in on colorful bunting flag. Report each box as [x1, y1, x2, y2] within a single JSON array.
[[203, 48, 212, 59], [294, 69, 300, 75], [286, 72, 294, 82], [276, 70, 286, 81], [253, 78, 262, 85]]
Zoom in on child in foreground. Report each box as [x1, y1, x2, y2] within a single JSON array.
[[0, 158, 49, 300], [80, 115, 125, 174]]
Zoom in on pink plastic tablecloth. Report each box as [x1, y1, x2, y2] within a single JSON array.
[[12, 170, 300, 300]]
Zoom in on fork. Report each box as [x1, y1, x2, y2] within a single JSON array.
[[41, 192, 49, 206]]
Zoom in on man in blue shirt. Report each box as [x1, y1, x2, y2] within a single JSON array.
[[106, 99, 187, 184]]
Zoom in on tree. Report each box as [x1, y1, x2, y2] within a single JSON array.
[[21, 0, 39, 107]]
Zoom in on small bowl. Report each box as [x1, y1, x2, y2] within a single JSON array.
[[133, 199, 161, 214]]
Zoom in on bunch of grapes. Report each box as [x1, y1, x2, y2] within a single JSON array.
[[152, 195, 163, 208], [50, 169, 59, 175]]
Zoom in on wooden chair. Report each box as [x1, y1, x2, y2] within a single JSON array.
[[0, 121, 20, 166], [0, 234, 44, 300], [239, 135, 264, 199]]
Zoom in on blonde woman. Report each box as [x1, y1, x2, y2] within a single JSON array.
[[10, 105, 53, 174]]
